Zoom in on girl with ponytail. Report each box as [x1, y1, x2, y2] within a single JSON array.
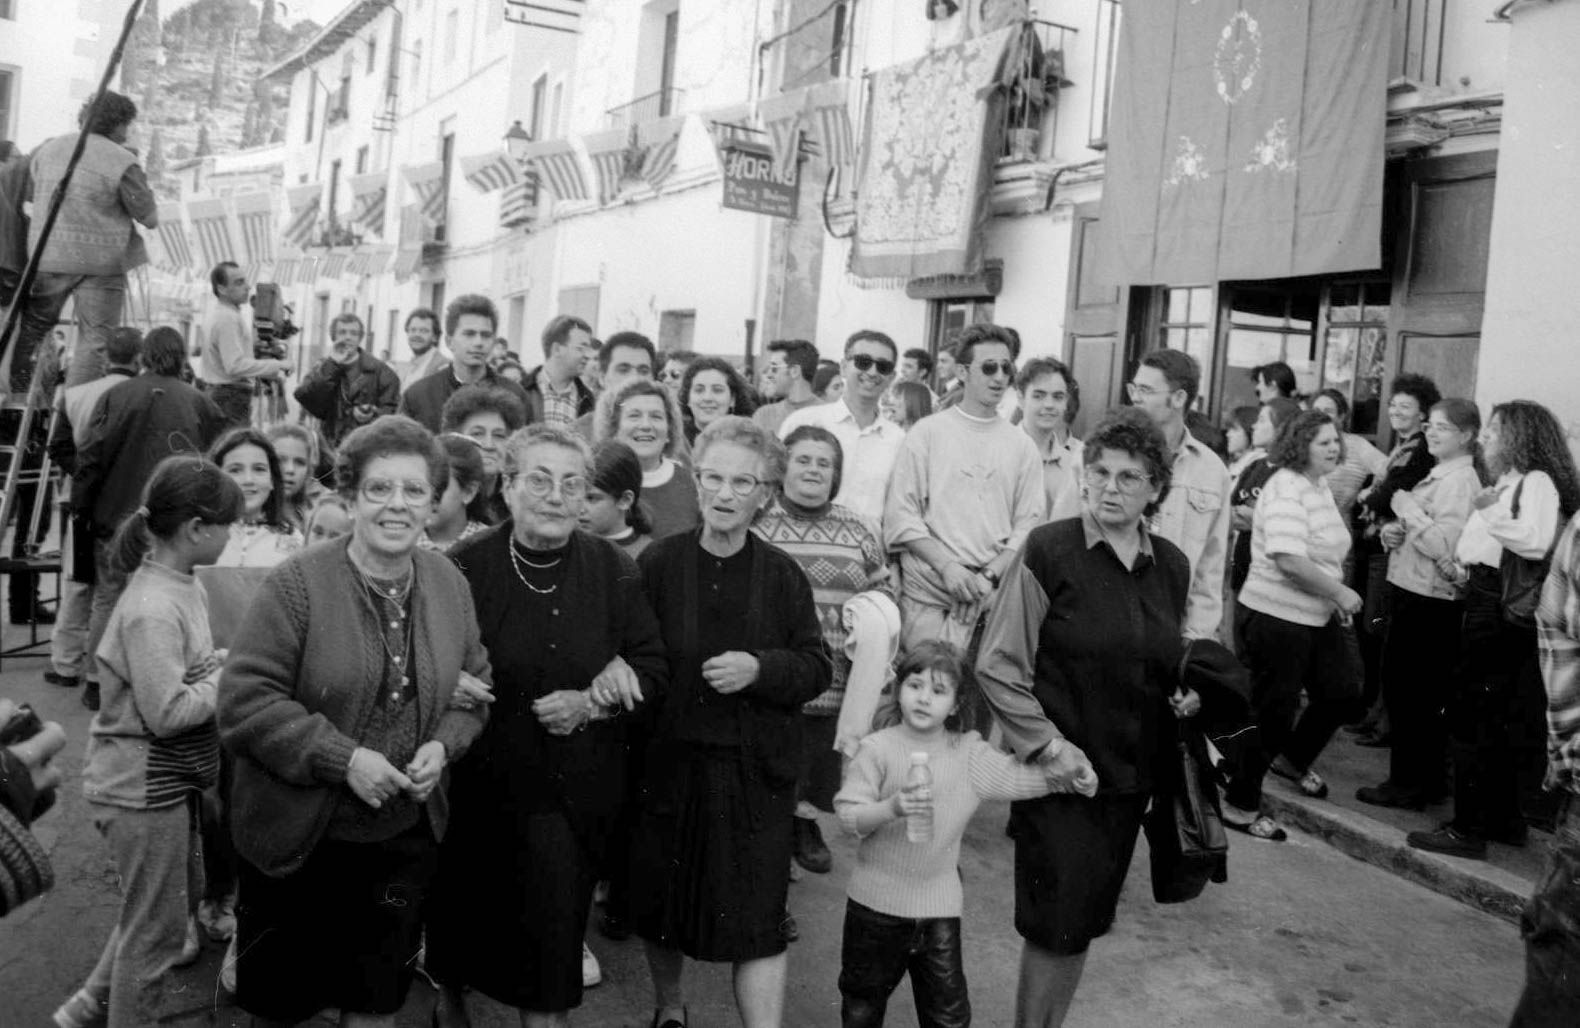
[[54, 457, 242, 1028]]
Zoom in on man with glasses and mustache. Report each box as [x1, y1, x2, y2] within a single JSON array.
[[779, 330, 907, 531], [884, 323, 1044, 654], [1126, 349, 1233, 640]]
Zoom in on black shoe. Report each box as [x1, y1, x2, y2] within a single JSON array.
[[792, 816, 833, 874], [1407, 823, 1488, 860], [43, 670, 81, 689], [599, 911, 632, 941], [1355, 782, 1428, 810], [781, 911, 799, 944], [81, 681, 100, 711]]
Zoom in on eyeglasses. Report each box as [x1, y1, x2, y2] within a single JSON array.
[[1126, 381, 1166, 399], [695, 469, 765, 495], [1084, 466, 1154, 494], [511, 471, 588, 500], [360, 478, 434, 504], [848, 354, 896, 376], [975, 360, 1014, 378]]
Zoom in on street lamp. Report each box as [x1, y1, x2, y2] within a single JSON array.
[[504, 120, 532, 160]]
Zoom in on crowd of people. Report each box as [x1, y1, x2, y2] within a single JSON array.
[[0, 261, 1578, 1028]]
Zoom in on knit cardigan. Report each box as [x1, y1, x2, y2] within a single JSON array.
[[218, 537, 491, 876]]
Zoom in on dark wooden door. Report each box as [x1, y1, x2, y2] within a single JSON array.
[[1064, 202, 1129, 437]]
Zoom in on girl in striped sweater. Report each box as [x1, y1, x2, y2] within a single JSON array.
[[53, 457, 243, 1028]]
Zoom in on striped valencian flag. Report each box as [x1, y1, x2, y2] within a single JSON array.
[[638, 115, 685, 190], [760, 89, 806, 182], [232, 192, 277, 265], [319, 248, 349, 279], [500, 172, 539, 228], [393, 248, 423, 281], [187, 197, 237, 271], [344, 248, 371, 277], [283, 184, 322, 250], [272, 257, 297, 284], [460, 151, 521, 194], [153, 203, 194, 271], [295, 253, 321, 285], [402, 162, 448, 226], [583, 128, 630, 205], [519, 139, 589, 202], [809, 79, 855, 170], [363, 246, 394, 277], [348, 172, 388, 235]]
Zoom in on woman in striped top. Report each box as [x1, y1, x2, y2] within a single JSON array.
[[1223, 412, 1362, 841]]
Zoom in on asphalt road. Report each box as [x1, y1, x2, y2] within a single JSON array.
[[0, 652, 1528, 1027]]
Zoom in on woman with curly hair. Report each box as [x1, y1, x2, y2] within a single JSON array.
[[1221, 411, 1362, 840], [1408, 400, 1580, 859], [977, 406, 1196, 1026], [597, 379, 700, 541], [441, 383, 528, 526], [680, 356, 757, 445]]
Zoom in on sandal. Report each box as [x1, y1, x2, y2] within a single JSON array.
[[1269, 759, 1330, 799], [1224, 813, 1288, 842]]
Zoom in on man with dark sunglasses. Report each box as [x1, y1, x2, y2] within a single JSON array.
[[779, 329, 907, 531], [884, 323, 1044, 655]]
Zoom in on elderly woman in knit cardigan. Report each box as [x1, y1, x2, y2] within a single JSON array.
[[219, 415, 492, 1028]]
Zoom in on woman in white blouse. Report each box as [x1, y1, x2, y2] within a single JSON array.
[[1222, 411, 1362, 841], [1358, 399, 1486, 812], [1407, 400, 1580, 859]]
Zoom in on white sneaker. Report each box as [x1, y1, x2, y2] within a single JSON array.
[[173, 916, 202, 967], [198, 896, 236, 942], [219, 934, 238, 994], [52, 989, 107, 1028], [581, 942, 602, 988]]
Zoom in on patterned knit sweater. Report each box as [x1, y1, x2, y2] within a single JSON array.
[[753, 497, 891, 715]]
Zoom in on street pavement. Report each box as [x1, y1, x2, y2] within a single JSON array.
[[0, 646, 1529, 1027]]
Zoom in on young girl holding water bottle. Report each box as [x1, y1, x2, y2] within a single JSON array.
[[833, 641, 1096, 1027]]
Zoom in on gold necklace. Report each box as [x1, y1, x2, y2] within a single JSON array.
[[509, 538, 562, 594]]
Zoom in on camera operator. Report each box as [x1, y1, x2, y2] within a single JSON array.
[[201, 262, 292, 430], [0, 699, 66, 917], [293, 312, 399, 446]]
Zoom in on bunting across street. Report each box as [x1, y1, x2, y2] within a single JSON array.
[[583, 128, 631, 205], [348, 172, 389, 236], [152, 202, 194, 273], [187, 197, 239, 272], [517, 139, 590, 202], [637, 115, 685, 190], [402, 161, 448, 225], [460, 151, 522, 193], [232, 192, 276, 266], [283, 183, 322, 251]]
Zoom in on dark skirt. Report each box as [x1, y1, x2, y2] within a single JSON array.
[[1010, 793, 1150, 956], [233, 817, 436, 1022], [426, 808, 597, 1012], [797, 713, 842, 813], [630, 744, 794, 962]]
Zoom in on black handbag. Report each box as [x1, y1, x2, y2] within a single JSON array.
[[1145, 722, 1229, 904], [1501, 476, 1559, 628]]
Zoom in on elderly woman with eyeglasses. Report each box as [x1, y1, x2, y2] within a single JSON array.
[[426, 424, 668, 1028], [219, 415, 492, 1028], [632, 416, 831, 1028], [977, 407, 1195, 1028]]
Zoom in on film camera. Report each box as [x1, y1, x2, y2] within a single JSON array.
[[250, 282, 300, 361]]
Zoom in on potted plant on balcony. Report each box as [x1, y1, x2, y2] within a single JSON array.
[[1002, 28, 1073, 163]]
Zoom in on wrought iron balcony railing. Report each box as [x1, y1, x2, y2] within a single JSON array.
[[605, 87, 686, 131]]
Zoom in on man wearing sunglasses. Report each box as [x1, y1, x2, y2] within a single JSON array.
[[884, 323, 1044, 654], [1125, 349, 1232, 640], [778, 329, 907, 530]]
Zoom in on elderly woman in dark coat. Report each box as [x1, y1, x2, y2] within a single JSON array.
[[219, 415, 491, 1028], [427, 424, 667, 1027], [633, 416, 831, 1028], [976, 407, 1195, 1028]]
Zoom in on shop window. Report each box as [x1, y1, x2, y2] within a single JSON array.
[[1220, 283, 1318, 413], [1157, 285, 1214, 406], [1322, 281, 1390, 437], [928, 298, 996, 357]]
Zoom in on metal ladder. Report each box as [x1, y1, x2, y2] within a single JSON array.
[[0, 325, 65, 665]]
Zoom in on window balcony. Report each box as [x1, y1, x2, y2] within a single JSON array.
[[605, 87, 686, 131], [998, 20, 1077, 165]]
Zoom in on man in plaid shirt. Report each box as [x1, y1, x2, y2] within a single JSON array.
[[1512, 511, 1580, 1023]]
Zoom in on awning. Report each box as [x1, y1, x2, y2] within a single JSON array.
[[1097, 0, 1388, 285]]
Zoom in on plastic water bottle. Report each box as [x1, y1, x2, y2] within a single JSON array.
[[905, 752, 934, 843]]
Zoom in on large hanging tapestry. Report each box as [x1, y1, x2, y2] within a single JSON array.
[[1098, 0, 1388, 285], [850, 25, 1018, 281]]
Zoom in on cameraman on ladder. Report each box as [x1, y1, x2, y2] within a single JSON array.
[[200, 262, 292, 430]]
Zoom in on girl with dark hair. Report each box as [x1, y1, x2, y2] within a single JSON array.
[[1408, 400, 1580, 858], [813, 362, 845, 403], [1223, 411, 1361, 839], [1310, 389, 1387, 523], [1223, 406, 1259, 479], [423, 434, 489, 552], [834, 639, 1064, 1027], [53, 457, 242, 1028], [1228, 398, 1303, 595], [681, 356, 758, 444], [1250, 362, 1297, 402], [883, 381, 934, 432], [209, 429, 302, 568], [1359, 398, 1485, 811], [582, 439, 653, 558]]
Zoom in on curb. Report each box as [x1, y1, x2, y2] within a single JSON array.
[[1260, 778, 1533, 925]]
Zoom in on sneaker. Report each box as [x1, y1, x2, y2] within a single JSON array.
[[582, 942, 602, 988], [52, 989, 107, 1028], [198, 896, 236, 942], [173, 916, 202, 967], [792, 816, 832, 874], [219, 934, 238, 994], [1407, 823, 1488, 860], [43, 670, 81, 689]]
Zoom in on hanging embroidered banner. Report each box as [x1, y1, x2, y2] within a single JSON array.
[[152, 203, 194, 272], [520, 139, 591, 202], [460, 151, 522, 193], [1097, 0, 1387, 285], [282, 184, 321, 250], [348, 172, 388, 236], [849, 26, 1018, 280], [638, 115, 686, 190], [187, 197, 238, 271], [231, 192, 276, 266]]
